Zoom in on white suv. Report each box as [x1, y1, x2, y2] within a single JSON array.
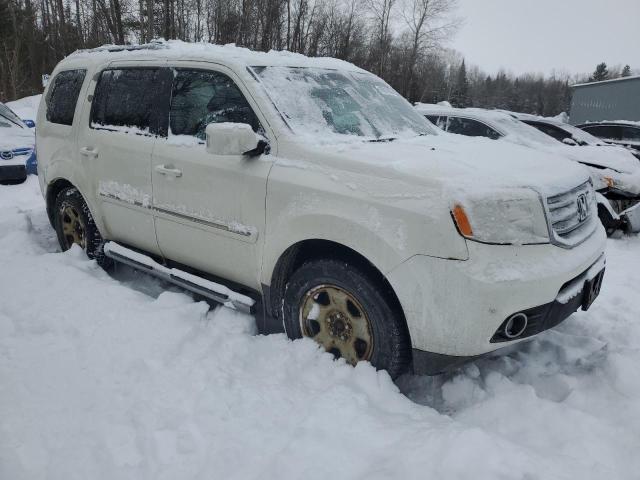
[[37, 41, 606, 378]]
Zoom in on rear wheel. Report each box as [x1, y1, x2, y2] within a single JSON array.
[[53, 187, 112, 268], [282, 259, 411, 378]]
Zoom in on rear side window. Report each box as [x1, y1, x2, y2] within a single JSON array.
[[91, 68, 172, 136], [46, 69, 86, 126], [169, 69, 261, 140], [582, 125, 622, 140], [622, 127, 640, 142]]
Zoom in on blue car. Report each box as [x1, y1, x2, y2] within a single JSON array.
[[0, 102, 37, 183]]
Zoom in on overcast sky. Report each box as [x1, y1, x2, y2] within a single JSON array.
[[450, 0, 639, 76]]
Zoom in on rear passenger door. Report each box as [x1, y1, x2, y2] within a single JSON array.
[[77, 63, 172, 254], [151, 65, 273, 289]]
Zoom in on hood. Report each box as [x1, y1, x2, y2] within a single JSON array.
[[563, 144, 640, 174], [0, 123, 35, 151], [286, 133, 590, 199]]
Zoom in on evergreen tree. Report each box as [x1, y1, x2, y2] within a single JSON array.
[[590, 62, 609, 82], [621, 65, 632, 77], [451, 59, 469, 107]]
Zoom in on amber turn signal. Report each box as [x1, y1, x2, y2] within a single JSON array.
[[452, 204, 473, 237]]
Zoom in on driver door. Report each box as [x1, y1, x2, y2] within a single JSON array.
[[151, 64, 274, 289]]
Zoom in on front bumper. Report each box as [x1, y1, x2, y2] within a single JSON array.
[[386, 223, 607, 361]]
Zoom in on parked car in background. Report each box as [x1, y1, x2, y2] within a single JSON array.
[[575, 121, 640, 160], [0, 102, 37, 183], [36, 41, 606, 378], [416, 104, 640, 234]]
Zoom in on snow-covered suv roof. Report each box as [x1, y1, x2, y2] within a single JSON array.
[[61, 40, 365, 73]]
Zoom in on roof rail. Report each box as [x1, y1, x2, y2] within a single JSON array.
[[77, 40, 169, 54]]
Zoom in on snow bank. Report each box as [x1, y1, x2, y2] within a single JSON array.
[[1, 178, 640, 479]]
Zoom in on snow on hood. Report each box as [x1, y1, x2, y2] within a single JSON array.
[[561, 144, 640, 174], [298, 133, 590, 199], [0, 121, 34, 151], [415, 104, 640, 178]]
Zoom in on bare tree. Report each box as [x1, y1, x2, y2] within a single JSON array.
[[400, 0, 458, 98]]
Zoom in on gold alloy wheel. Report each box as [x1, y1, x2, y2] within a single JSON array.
[[299, 284, 373, 365], [60, 205, 87, 250]]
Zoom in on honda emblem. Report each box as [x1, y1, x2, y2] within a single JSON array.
[[576, 193, 588, 222]]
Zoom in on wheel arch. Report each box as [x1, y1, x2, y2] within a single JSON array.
[[45, 178, 76, 226], [267, 239, 409, 338]]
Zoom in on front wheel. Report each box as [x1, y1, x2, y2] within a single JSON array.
[[282, 259, 411, 378], [53, 186, 112, 268]]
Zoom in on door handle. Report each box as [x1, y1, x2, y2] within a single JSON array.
[[80, 146, 98, 158], [154, 165, 183, 178]]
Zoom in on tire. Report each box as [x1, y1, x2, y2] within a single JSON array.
[[53, 186, 112, 268], [282, 259, 411, 379]]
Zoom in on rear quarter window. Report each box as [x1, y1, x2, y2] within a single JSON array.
[[46, 69, 87, 126]]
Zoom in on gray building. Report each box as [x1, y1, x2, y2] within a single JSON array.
[[570, 75, 640, 125]]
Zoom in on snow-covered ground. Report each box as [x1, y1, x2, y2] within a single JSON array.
[[1, 178, 639, 479]]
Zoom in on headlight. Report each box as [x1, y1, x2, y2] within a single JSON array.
[[451, 188, 549, 245]]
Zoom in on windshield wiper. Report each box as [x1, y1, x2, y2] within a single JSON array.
[[368, 136, 397, 143]]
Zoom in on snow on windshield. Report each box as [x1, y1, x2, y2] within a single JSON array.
[[252, 66, 434, 140]]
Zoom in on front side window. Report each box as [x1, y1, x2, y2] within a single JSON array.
[[170, 69, 261, 140], [90, 68, 172, 136], [447, 117, 501, 140], [252, 66, 434, 140], [46, 69, 86, 126], [425, 115, 447, 130]]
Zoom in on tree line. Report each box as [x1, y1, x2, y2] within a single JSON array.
[[0, 0, 635, 118]]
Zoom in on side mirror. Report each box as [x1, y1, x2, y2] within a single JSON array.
[[562, 137, 578, 146], [205, 123, 267, 157], [22, 119, 36, 128]]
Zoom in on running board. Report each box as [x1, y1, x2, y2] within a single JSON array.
[[103, 241, 255, 314]]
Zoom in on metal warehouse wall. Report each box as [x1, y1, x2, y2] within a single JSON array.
[[570, 77, 640, 125]]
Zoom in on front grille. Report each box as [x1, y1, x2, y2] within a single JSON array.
[[546, 181, 596, 247]]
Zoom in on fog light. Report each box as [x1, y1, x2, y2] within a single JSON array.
[[504, 313, 528, 339]]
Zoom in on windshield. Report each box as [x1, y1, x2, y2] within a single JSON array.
[[251, 66, 434, 140], [0, 103, 25, 129]]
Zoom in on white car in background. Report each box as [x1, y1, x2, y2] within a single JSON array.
[[0, 102, 37, 183], [416, 104, 640, 234]]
